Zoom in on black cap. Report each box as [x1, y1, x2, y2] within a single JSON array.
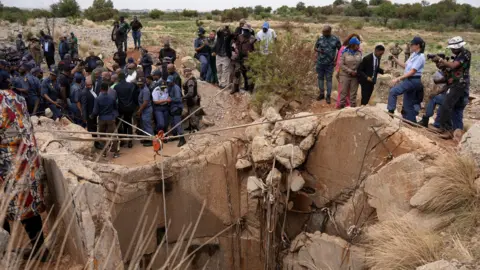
[[411, 36, 424, 45]]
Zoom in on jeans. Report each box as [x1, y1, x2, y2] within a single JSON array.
[[27, 95, 40, 115], [154, 106, 169, 133], [68, 103, 83, 125], [198, 54, 209, 80], [316, 64, 334, 96], [132, 31, 141, 48], [387, 78, 422, 122], [141, 106, 154, 136]]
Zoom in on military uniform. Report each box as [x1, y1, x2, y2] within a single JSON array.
[[389, 45, 403, 68], [183, 76, 200, 131], [232, 32, 255, 93], [404, 43, 411, 62], [314, 35, 341, 99]]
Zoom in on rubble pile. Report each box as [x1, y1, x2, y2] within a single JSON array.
[[0, 44, 22, 67], [31, 101, 480, 269]]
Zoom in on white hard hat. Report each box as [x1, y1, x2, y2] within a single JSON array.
[[447, 36, 466, 49]]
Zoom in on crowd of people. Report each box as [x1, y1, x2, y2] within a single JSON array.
[[314, 25, 471, 139]]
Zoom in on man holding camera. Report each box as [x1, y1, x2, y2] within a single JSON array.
[[431, 36, 470, 139]]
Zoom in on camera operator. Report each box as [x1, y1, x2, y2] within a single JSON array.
[[432, 36, 470, 138]]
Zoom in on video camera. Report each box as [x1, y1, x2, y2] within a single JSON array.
[[73, 57, 86, 66], [427, 53, 454, 62]]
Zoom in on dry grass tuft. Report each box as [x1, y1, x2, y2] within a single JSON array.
[[363, 217, 443, 270], [417, 155, 479, 216]]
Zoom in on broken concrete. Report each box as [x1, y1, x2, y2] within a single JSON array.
[[273, 144, 305, 169], [277, 112, 318, 137], [251, 136, 274, 163], [364, 153, 425, 221], [283, 232, 366, 270], [288, 170, 305, 192], [245, 117, 273, 140], [236, 158, 252, 170]]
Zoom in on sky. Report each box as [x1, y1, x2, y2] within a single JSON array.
[[3, 0, 479, 11]]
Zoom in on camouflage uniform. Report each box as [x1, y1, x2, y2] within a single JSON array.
[[29, 40, 43, 67], [182, 76, 200, 130], [404, 43, 411, 62], [389, 45, 403, 68]]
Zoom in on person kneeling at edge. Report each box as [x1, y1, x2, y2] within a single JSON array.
[[387, 36, 426, 123], [167, 75, 187, 147]]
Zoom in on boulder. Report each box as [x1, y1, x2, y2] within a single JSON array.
[[278, 112, 318, 137], [364, 153, 425, 221], [0, 228, 9, 255], [251, 136, 274, 163], [324, 189, 375, 240], [410, 177, 441, 209], [283, 232, 365, 270], [236, 159, 252, 170], [264, 107, 282, 122], [274, 131, 294, 146], [273, 144, 305, 169], [267, 168, 282, 185], [245, 117, 272, 141], [288, 170, 305, 192], [299, 134, 315, 151], [416, 260, 460, 270], [247, 176, 264, 193], [460, 123, 480, 166]]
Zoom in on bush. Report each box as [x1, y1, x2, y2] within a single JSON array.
[[206, 13, 213, 20], [352, 20, 364, 29], [149, 9, 164, 19], [182, 9, 198, 17], [247, 34, 316, 108], [388, 19, 409, 29], [84, 0, 118, 22], [472, 15, 480, 29], [221, 8, 249, 22], [50, 0, 81, 18]]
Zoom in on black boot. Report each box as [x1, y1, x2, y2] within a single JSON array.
[[177, 137, 186, 147], [388, 110, 395, 118], [317, 93, 325, 101], [326, 95, 331, 104], [419, 116, 429, 128], [230, 84, 240, 94]]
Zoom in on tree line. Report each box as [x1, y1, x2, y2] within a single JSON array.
[[1, 0, 479, 30]]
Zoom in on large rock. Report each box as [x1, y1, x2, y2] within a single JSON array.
[[251, 136, 274, 163], [278, 112, 318, 137], [416, 260, 460, 270], [273, 144, 305, 169], [288, 170, 305, 192], [245, 117, 272, 140], [460, 123, 480, 165], [264, 107, 282, 122], [236, 158, 252, 170], [402, 209, 455, 231], [364, 153, 425, 221], [283, 232, 365, 270], [299, 134, 315, 151], [325, 189, 376, 240], [261, 94, 287, 115]]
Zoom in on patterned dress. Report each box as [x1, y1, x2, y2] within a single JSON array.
[[0, 90, 45, 221]]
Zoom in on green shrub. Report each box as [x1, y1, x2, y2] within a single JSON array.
[[247, 34, 316, 108], [206, 13, 213, 20], [149, 9, 164, 19], [473, 16, 480, 30], [388, 19, 409, 30], [352, 20, 364, 29]]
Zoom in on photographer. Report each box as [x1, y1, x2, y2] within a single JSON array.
[[419, 62, 449, 128], [433, 37, 470, 138], [387, 36, 425, 122]]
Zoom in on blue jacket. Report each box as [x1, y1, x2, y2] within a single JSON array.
[[168, 84, 183, 110], [91, 92, 117, 121], [59, 41, 68, 56]]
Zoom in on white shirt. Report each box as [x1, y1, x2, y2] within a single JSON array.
[[256, 29, 277, 54], [373, 54, 378, 74], [152, 86, 169, 105], [89, 87, 97, 99], [44, 41, 49, 52]]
